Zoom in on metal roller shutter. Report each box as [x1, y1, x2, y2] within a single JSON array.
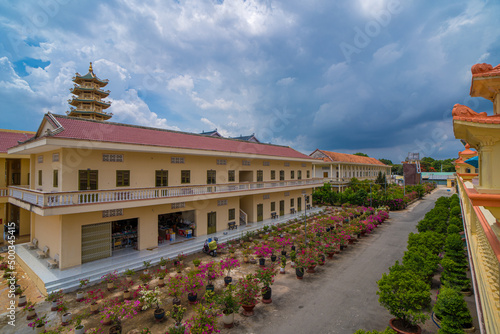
[[82, 222, 111, 263]]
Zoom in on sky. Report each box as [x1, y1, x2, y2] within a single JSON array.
[[0, 0, 499, 163]]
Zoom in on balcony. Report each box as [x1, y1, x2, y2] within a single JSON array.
[[456, 176, 500, 333], [7, 179, 323, 210]]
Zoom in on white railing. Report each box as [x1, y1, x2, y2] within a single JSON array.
[[240, 209, 248, 225], [0, 188, 8, 197], [8, 179, 324, 208]]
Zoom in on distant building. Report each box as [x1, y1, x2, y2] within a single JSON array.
[[454, 143, 478, 174], [230, 134, 260, 143], [402, 152, 421, 185], [420, 172, 455, 187]]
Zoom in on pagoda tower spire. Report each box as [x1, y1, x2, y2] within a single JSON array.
[[67, 62, 112, 121]]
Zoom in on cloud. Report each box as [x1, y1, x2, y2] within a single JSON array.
[[372, 43, 403, 66], [167, 75, 194, 92], [276, 77, 295, 86]]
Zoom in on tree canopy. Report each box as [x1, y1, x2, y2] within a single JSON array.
[[353, 152, 369, 157]]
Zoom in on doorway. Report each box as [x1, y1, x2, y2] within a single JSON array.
[[79, 170, 99, 202], [257, 204, 263, 222], [207, 212, 217, 234], [297, 197, 302, 212], [279, 200, 285, 216]]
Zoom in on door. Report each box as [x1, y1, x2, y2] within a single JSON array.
[[257, 204, 263, 222], [279, 200, 285, 216], [82, 222, 111, 263], [79, 170, 98, 203], [207, 212, 217, 235], [297, 197, 302, 212], [323, 172, 328, 178]]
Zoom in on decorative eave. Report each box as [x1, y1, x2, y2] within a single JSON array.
[[452, 104, 500, 148], [68, 98, 111, 108], [70, 85, 110, 97]]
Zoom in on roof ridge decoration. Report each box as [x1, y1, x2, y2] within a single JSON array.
[[452, 104, 488, 118], [46, 112, 65, 136]]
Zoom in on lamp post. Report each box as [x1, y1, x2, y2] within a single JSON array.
[[304, 194, 308, 245]]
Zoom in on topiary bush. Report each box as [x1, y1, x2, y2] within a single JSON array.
[[407, 231, 445, 255], [402, 246, 440, 283], [354, 327, 396, 334], [441, 257, 471, 292], [434, 287, 473, 332]]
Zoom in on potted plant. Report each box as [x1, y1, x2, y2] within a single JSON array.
[[254, 266, 277, 304], [290, 249, 297, 268], [167, 274, 184, 305], [220, 257, 240, 286], [76, 278, 89, 302], [124, 269, 135, 282], [215, 284, 240, 328], [143, 260, 151, 275], [28, 314, 48, 333], [159, 257, 168, 270], [17, 286, 27, 307], [72, 310, 89, 334], [433, 287, 474, 332], [100, 298, 140, 330], [101, 270, 119, 290], [184, 269, 205, 304], [234, 274, 261, 316], [23, 299, 37, 320], [280, 255, 287, 274], [56, 299, 72, 326], [156, 269, 167, 287], [192, 258, 201, 268], [85, 288, 104, 314], [184, 301, 221, 333], [118, 278, 134, 300], [45, 289, 64, 311], [377, 262, 430, 333], [139, 286, 169, 322], [171, 304, 187, 327]]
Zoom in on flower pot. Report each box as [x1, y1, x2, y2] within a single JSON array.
[[259, 258, 266, 267], [75, 324, 85, 334], [222, 312, 235, 328], [224, 276, 232, 286], [206, 284, 215, 293], [340, 245, 345, 251], [280, 267, 286, 274], [125, 276, 132, 282], [291, 245, 296, 251], [76, 290, 85, 302], [143, 269, 149, 275], [281, 250, 287, 256], [160, 265, 167, 270], [26, 309, 37, 320], [158, 277, 165, 287], [262, 286, 272, 304], [389, 318, 422, 334], [318, 254, 326, 265], [107, 282, 114, 291], [249, 257, 257, 264], [326, 252, 334, 259], [154, 308, 166, 322], [188, 293, 198, 304], [61, 312, 72, 326], [270, 254, 277, 262], [123, 290, 131, 300], [241, 304, 256, 317], [35, 324, 45, 334], [172, 297, 181, 306], [296, 267, 305, 279], [243, 256, 249, 263], [90, 302, 99, 314], [18, 295, 27, 307], [306, 265, 316, 273], [51, 300, 59, 311], [109, 323, 122, 334]]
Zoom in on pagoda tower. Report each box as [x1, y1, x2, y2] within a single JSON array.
[[67, 62, 112, 121]]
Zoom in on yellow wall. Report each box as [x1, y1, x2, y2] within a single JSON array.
[[19, 207, 30, 236], [0, 157, 5, 188], [33, 214, 61, 260], [32, 150, 62, 192]]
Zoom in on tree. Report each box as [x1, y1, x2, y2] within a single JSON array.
[[379, 158, 393, 166], [434, 287, 473, 332], [353, 152, 369, 157], [375, 171, 386, 186]]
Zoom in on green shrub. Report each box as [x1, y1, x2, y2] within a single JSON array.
[[450, 206, 461, 218], [438, 318, 466, 334], [444, 234, 467, 265], [353, 327, 396, 334], [377, 262, 430, 327], [407, 231, 445, 255], [447, 224, 461, 235], [402, 246, 440, 282], [441, 257, 470, 291], [448, 217, 463, 231], [434, 287, 473, 331]]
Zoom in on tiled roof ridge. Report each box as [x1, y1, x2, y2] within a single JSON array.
[[452, 104, 500, 124], [471, 63, 500, 78], [317, 149, 388, 166], [51, 113, 294, 149]]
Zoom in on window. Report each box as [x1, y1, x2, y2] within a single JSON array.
[[228, 208, 236, 221], [52, 153, 59, 162], [284, 162, 290, 167], [172, 202, 185, 209], [284, 192, 290, 196], [263, 194, 270, 200], [103, 209, 123, 218], [218, 199, 228, 206], [307, 170, 310, 178], [171, 157, 185, 164], [290, 198, 294, 207], [228, 170, 235, 182], [38, 156, 43, 163], [53, 170, 58, 187], [38, 170, 42, 186], [271, 170, 276, 180], [116, 170, 130, 187], [271, 202, 276, 212], [242, 160, 251, 166], [263, 161, 270, 166], [217, 159, 227, 165], [301, 163, 306, 167], [291, 170, 295, 179], [207, 170, 216, 184], [27, 173, 30, 186], [103, 154, 123, 162], [181, 170, 190, 184], [156, 170, 168, 187], [280, 170, 285, 181], [298, 170, 302, 180], [257, 170, 263, 182]]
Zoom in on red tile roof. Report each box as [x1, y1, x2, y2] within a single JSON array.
[[459, 143, 477, 157], [0, 130, 35, 153], [23, 114, 313, 160], [452, 104, 500, 124], [312, 149, 389, 166], [471, 63, 500, 78]]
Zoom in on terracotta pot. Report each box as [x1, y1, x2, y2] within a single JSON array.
[[18, 295, 27, 307], [389, 318, 422, 334], [241, 304, 256, 317], [158, 278, 165, 287], [123, 290, 131, 300], [26, 309, 37, 320], [222, 312, 235, 328], [90, 302, 99, 314], [306, 265, 316, 273]]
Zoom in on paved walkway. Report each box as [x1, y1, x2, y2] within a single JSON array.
[[227, 187, 457, 334]]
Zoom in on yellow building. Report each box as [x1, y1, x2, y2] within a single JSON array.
[[452, 62, 500, 333], [454, 143, 478, 175], [310, 149, 391, 191], [0, 129, 34, 245], [6, 65, 321, 270]]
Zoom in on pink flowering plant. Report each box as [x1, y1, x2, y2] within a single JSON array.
[[234, 274, 261, 306], [295, 247, 319, 269], [253, 244, 274, 259], [100, 298, 139, 325], [85, 288, 104, 305], [254, 266, 277, 289], [199, 261, 222, 284], [166, 274, 185, 301], [219, 257, 240, 277], [28, 314, 47, 329], [183, 269, 205, 295], [184, 301, 221, 334], [101, 270, 119, 284]]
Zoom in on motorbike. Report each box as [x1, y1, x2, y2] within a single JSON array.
[[203, 237, 218, 257]]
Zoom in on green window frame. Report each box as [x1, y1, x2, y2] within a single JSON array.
[[228, 170, 235, 182], [38, 170, 42, 186], [116, 170, 130, 187], [228, 208, 236, 221], [27, 173, 30, 186], [53, 170, 58, 187], [181, 170, 191, 184], [298, 170, 302, 180], [207, 170, 216, 184], [291, 170, 295, 179], [290, 198, 294, 207], [257, 170, 263, 182], [271, 170, 276, 180], [155, 170, 168, 187], [271, 202, 276, 212], [307, 170, 310, 178], [280, 170, 285, 181]]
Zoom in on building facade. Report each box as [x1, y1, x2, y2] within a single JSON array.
[[452, 62, 500, 333], [454, 143, 478, 175], [310, 149, 391, 191]]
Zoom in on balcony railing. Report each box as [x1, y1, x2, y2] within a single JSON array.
[[457, 176, 500, 333], [8, 179, 323, 209], [0, 188, 8, 197]]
